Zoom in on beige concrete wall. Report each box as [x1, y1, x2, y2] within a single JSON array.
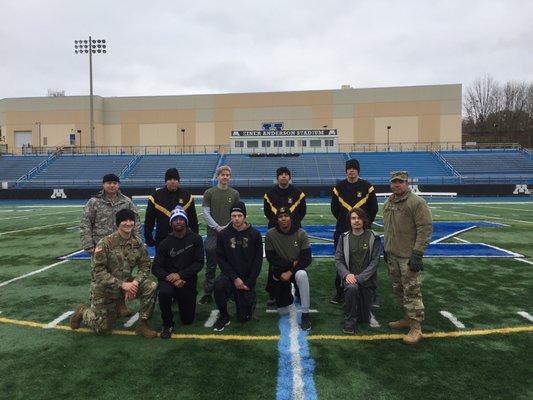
[[40, 124, 76, 147], [139, 123, 178, 146], [104, 124, 122, 147], [196, 122, 215, 146], [375, 117, 418, 143]]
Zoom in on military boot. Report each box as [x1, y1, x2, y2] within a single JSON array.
[[135, 319, 158, 338], [388, 318, 410, 330], [70, 304, 86, 330], [403, 320, 423, 345], [118, 298, 133, 317]]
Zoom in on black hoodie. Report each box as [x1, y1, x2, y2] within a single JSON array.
[[216, 223, 263, 289]]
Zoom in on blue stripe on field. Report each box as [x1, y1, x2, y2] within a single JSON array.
[[297, 313, 318, 400], [277, 314, 294, 400]]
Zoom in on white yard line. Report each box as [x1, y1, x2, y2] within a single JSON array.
[[517, 311, 533, 322], [468, 204, 533, 213], [453, 237, 471, 243], [124, 312, 139, 328], [289, 306, 304, 400], [204, 309, 220, 327], [431, 226, 476, 244], [439, 310, 465, 329], [44, 311, 74, 329], [0, 210, 80, 221], [0, 222, 72, 236], [266, 309, 318, 314], [0, 260, 69, 288], [514, 258, 533, 265], [437, 208, 533, 225]]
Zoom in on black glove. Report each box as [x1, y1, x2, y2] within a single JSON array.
[[383, 251, 388, 264], [145, 236, 156, 247], [408, 250, 424, 272]]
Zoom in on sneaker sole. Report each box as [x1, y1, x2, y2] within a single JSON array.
[[213, 321, 230, 332]]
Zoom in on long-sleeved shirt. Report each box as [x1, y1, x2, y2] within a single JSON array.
[[216, 223, 263, 289], [263, 185, 306, 228], [152, 229, 204, 289], [331, 178, 378, 232], [202, 186, 240, 235]]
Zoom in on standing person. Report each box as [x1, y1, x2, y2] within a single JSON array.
[[144, 168, 199, 248], [265, 207, 313, 331], [70, 209, 158, 338], [335, 207, 381, 334], [263, 166, 306, 306], [330, 159, 378, 305], [198, 165, 240, 305], [212, 202, 263, 331], [152, 206, 204, 339], [383, 171, 432, 345], [80, 173, 140, 317]]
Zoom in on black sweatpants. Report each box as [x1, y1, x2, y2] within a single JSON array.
[[344, 283, 375, 325], [158, 280, 197, 328], [214, 274, 256, 322]]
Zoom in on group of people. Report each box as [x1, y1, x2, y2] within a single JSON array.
[[71, 159, 432, 345]]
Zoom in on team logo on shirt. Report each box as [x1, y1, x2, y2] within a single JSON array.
[[170, 244, 193, 257], [228, 197, 233, 203], [230, 237, 249, 248], [362, 243, 368, 250], [294, 241, 298, 247], [179, 198, 184, 204], [357, 191, 362, 198], [287, 197, 293, 204], [230, 237, 236, 248]]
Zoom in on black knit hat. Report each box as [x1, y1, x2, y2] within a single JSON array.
[[102, 173, 120, 183], [165, 168, 180, 181], [115, 208, 136, 226], [230, 201, 247, 217], [276, 166, 291, 178], [345, 159, 360, 172]]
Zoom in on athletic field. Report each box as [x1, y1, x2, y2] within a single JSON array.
[[0, 198, 532, 400]]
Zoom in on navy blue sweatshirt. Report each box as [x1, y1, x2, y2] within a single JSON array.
[[152, 229, 204, 288], [216, 223, 263, 289]]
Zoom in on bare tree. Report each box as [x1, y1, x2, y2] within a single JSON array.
[[464, 75, 502, 131]]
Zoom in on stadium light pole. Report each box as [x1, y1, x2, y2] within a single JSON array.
[[74, 36, 107, 150], [387, 125, 391, 151], [35, 122, 42, 151], [181, 128, 186, 152]]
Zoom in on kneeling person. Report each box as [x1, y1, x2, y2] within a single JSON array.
[[335, 207, 380, 334], [213, 201, 263, 331], [70, 209, 158, 338], [265, 207, 313, 331], [152, 206, 204, 339]]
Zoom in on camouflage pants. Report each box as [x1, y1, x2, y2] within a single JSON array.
[[83, 280, 157, 334], [387, 253, 425, 322]]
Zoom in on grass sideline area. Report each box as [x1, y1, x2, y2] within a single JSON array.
[[0, 200, 532, 400]]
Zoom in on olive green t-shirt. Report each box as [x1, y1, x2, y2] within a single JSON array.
[[265, 228, 310, 262], [348, 230, 371, 275], [202, 186, 240, 235]]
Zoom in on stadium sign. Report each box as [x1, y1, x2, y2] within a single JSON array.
[[231, 129, 337, 137]]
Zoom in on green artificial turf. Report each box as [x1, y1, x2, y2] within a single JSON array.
[[0, 200, 532, 400]]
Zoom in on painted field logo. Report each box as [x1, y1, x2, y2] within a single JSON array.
[[513, 184, 531, 195], [51, 188, 67, 199]]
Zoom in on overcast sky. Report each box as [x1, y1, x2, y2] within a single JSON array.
[[1, 0, 532, 99]]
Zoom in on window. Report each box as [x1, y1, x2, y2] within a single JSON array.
[[298, 140, 307, 147], [310, 139, 322, 147], [43, 137, 48, 146], [261, 140, 271, 148], [247, 140, 259, 148], [273, 140, 283, 147], [325, 139, 334, 147], [69, 134, 76, 145], [235, 140, 244, 148], [285, 140, 295, 147]]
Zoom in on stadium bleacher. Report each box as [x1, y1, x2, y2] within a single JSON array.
[[0, 155, 48, 181], [440, 150, 533, 177]]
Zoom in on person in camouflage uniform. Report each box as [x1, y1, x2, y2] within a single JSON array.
[[80, 173, 140, 317], [80, 173, 141, 253], [383, 171, 433, 345], [70, 209, 158, 338]]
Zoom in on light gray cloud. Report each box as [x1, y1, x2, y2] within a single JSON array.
[[1, 0, 532, 98]]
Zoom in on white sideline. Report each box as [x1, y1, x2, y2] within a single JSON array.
[[45, 311, 74, 329], [517, 311, 533, 322], [204, 310, 220, 328], [124, 312, 139, 328], [514, 258, 533, 266], [0, 260, 69, 288], [439, 310, 465, 329]]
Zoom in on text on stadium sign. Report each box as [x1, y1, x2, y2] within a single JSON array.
[[231, 129, 337, 137]]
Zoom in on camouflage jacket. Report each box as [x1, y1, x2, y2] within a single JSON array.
[[80, 190, 141, 249], [383, 189, 433, 258], [91, 231, 151, 298]]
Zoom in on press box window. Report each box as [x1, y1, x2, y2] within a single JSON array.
[[273, 140, 283, 147], [285, 140, 295, 147], [247, 140, 259, 148], [235, 141, 244, 148], [310, 139, 322, 147], [325, 139, 334, 147], [298, 140, 307, 147], [261, 140, 271, 148]]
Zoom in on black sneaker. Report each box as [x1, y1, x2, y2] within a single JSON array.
[[372, 294, 380, 308], [160, 326, 173, 339], [300, 313, 312, 331], [342, 323, 355, 334], [198, 294, 212, 305], [330, 293, 344, 305], [213, 314, 230, 332], [266, 299, 276, 309]]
